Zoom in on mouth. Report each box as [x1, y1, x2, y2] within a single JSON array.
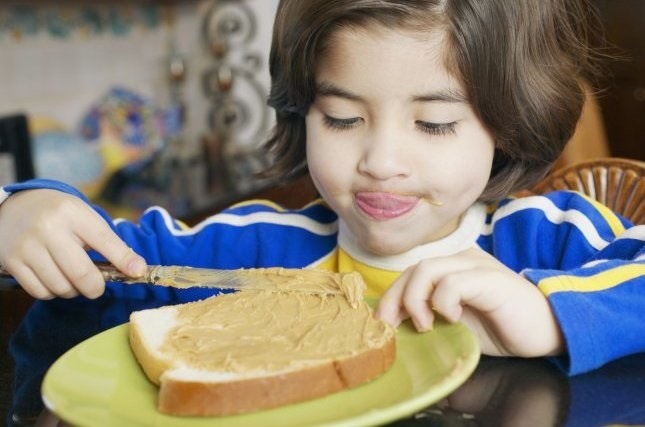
[[354, 191, 420, 220]]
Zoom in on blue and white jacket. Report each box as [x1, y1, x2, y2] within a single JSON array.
[[1, 178, 644, 375]]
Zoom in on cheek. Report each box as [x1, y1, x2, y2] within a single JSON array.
[[432, 132, 495, 197], [305, 123, 346, 195], [458, 143, 494, 177], [305, 123, 326, 178]]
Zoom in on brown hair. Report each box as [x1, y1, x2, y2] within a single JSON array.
[[263, 0, 606, 201]]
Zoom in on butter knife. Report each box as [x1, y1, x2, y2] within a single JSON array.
[[0, 262, 345, 295]]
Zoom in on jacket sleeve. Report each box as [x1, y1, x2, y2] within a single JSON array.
[[482, 191, 645, 375], [1, 179, 338, 303]]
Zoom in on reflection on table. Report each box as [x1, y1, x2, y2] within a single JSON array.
[[5, 290, 645, 427]]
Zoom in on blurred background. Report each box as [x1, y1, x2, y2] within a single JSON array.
[[592, 0, 645, 162], [0, 0, 642, 222], [0, 0, 295, 224]]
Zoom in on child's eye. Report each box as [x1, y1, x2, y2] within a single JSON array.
[[323, 115, 362, 131], [415, 120, 457, 136]]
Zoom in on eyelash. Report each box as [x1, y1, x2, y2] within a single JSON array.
[[322, 115, 458, 136], [415, 121, 458, 136], [322, 115, 361, 131]]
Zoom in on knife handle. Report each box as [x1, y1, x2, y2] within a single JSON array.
[[0, 262, 150, 284], [94, 261, 152, 283]]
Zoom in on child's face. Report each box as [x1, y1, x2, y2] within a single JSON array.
[[305, 25, 495, 256]]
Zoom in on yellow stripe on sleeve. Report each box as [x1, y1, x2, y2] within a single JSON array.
[[579, 193, 625, 237], [175, 219, 190, 230], [228, 199, 288, 211], [228, 198, 326, 212], [538, 263, 645, 296]]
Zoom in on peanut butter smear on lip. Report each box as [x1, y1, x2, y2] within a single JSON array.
[[160, 270, 394, 373]]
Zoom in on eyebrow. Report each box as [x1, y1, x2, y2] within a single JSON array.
[[315, 82, 467, 103], [316, 82, 361, 101], [412, 89, 467, 103]]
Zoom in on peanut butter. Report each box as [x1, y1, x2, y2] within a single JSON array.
[[160, 271, 393, 373], [150, 267, 362, 306]]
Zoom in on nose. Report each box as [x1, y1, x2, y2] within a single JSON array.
[[357, 127, 410, 180]]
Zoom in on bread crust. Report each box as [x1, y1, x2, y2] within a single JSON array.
[[127, 271, 396, 417], [156, 336, 396, 416], [129, 314, 170, 386]]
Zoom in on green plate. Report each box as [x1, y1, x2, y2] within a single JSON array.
[[42, 317, 479, 427]]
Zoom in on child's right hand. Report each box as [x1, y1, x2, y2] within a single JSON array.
[[0, 189, 147, 300]]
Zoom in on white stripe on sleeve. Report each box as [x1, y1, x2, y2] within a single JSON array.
[[149, 207, 338, 237], [0, 187, 9, 206], [482, 197, 610, 250]]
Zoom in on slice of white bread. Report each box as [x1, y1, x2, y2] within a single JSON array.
[[128, 268, 396, 416]]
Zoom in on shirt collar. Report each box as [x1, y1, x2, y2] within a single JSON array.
[[338, 203, 487, 271]]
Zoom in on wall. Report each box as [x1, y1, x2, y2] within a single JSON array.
[[594, 0, 645, 161], [0, 1, 279, 156]]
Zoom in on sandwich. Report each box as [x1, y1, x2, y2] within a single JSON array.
[[128, 268, 396, 416]]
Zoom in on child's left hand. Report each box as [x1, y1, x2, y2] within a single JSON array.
[[375, 248, 564, 358]]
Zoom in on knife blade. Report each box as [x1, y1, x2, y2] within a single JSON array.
[[0, 262, 346, 296]]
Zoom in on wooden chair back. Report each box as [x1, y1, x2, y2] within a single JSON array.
[[532, 158, 644, 224]]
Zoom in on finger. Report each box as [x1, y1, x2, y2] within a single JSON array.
[[376, 268, 413, 327], [431, 270, 492, 322], [74, 211, 146, 277], [400, 267, 437, 332], [8, 262, 55, 300], [47, 236, 105, 299], [4, 239, 78, 298], [384, 305, 411, 328], [398, 256, 475, 331], [29, 249, 81, 298]]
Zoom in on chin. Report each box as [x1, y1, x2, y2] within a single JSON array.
[[360, 235, 413, 256]]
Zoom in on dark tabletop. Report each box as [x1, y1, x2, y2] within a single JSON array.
[[2, 285, 645, 427]]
